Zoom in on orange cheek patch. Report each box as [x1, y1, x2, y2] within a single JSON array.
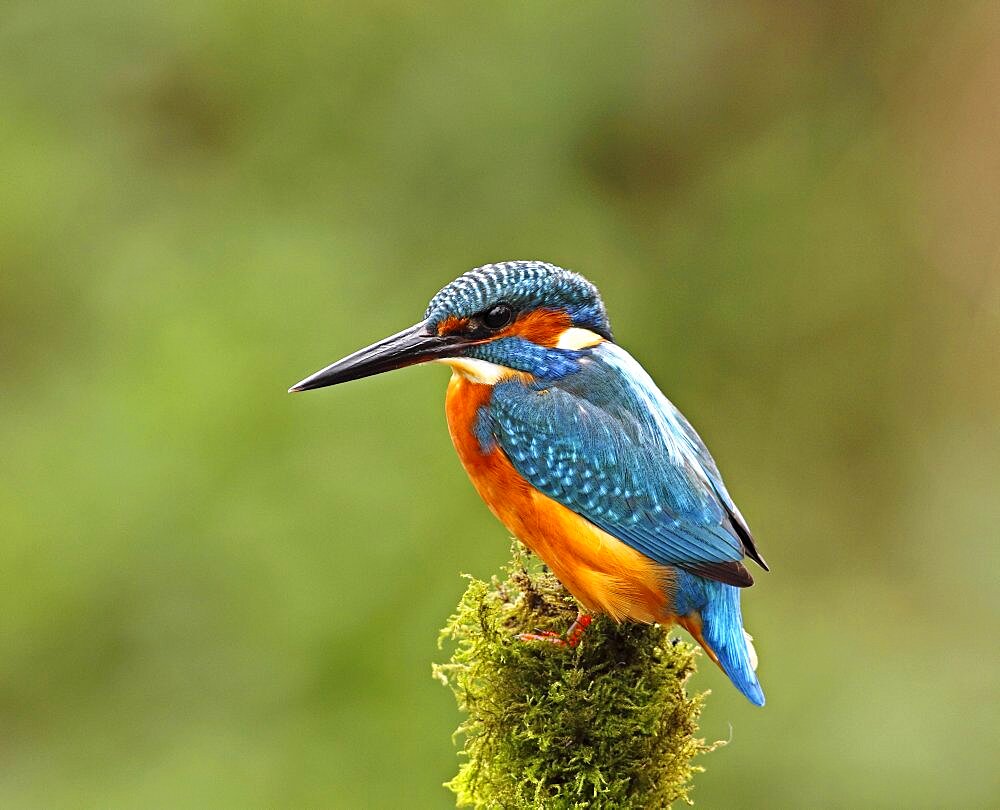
[[437, 315, 471, 336], [498, 309, 573, 347]]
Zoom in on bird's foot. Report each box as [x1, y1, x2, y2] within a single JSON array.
[[517, 613, 592, 649], [565, 613, 593, 647]]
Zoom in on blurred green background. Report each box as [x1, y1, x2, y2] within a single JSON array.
[[2, 2, 998, 807]]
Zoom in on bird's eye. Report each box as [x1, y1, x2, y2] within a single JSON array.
[[482, 303, 514, 330]]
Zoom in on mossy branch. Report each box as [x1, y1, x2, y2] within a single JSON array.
[[434, 544, 719, 808]]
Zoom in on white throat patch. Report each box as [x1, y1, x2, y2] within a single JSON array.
[[438, 357, 510, 385]]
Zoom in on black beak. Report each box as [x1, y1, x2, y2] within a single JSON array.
[[288, 321, 469, 393]]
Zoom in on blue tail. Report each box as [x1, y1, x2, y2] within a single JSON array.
[[674, 570, 765, 706]]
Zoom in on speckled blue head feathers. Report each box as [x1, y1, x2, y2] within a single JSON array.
[[424, 261, 613, 341]]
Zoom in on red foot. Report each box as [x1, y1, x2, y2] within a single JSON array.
[[565, 613, 592, 647], [517, 613, 592, 648]]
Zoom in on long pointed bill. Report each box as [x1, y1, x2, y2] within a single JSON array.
[[288, 321, 469, 392]]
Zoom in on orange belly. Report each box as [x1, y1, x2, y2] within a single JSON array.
[[444, 373, 676, 624]]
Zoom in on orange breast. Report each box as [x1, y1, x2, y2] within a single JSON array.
[[444, 373, 676, 625]]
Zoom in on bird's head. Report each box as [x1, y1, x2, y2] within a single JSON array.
[[289, 261, 612, 392]]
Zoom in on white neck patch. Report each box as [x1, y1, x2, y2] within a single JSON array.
[[555, 327, 604, 350]]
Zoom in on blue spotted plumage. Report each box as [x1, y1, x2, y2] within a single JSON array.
[[290, 260, 769, 706], [481, 341, 766, 585], [469, 337, 587, 380]]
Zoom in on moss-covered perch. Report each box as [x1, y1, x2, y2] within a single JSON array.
[[434, 545, 718, 808]]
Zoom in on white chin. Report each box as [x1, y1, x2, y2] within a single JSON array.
[[438, 357, 511, 385]]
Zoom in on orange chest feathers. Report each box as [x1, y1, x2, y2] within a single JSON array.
[[443, 373, 675, 625]]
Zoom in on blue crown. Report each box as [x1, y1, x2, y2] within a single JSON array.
[[424, 261, 613, 340]]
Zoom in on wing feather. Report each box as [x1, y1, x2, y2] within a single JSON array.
[[488, 343, 763, 587]]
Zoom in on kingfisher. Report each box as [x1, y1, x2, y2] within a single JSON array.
[[289, 261, 768, 706]]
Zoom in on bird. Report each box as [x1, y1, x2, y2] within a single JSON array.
[[289, 261, 768, 706]]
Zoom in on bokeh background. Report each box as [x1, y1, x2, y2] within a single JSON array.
[[2, 2, 999, 807]]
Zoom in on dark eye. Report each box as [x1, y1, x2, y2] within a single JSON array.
[[482, 303, 514, 330]]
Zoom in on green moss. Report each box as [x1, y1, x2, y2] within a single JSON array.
[[434, 545, 717, 809]]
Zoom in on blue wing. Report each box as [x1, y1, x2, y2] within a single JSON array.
[[487, 342, 766, 587]]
